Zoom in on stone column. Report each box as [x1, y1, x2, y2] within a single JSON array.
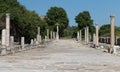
[[21, 37, 25, 50], [96, 24, 99, 47], [6, 13, 10, 47], [85, 27, 87, 44], [50, 31, 53, 39], [93, 33, 96, 47], [56, 25, 59, 40], [47, 29, 49, 40], [77, 31, 80, 41], [10, 36, 14, 48], [38, 27, 40, 35], [79, 30, 81, 41], [53, 32, 55, 39], [10, 36, 14, 53], [45, 36, 47, 42], [1, 29, 6, 55], [89, 34, 92, 42], [86, 27, 89, 44], [110, 15, 115, 52], [37, 35, 41, 44], [2, 29, 6, 47], [37, 27, 41, 43], [30, 39, 34, 45], [115, 37, 118, 45]]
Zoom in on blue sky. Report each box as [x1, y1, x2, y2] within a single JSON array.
[[17, 0, 120, 27]]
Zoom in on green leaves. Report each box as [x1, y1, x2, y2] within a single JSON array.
[[75, 11, 93, 29], [75, 11, 94, 35], [46, 6, 69, 37], [99, 24, 120, 37], [0, 0, 46, 43]]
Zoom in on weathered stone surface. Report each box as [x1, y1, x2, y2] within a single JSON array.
[[0, 40, 120, 72], [110, 15, 115, 53], [1, 29, 7, 55], [6, 13, 10, 47], [96, 24, 99, 47], [77, 31, 79, 41], [21, 37, 25, 49], [1, 29, 6, 47]]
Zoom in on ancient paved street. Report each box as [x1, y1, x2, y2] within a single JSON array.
[[1, 40, 120, 72]]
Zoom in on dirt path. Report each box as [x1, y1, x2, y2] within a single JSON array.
[[0, 39, 120, 72]]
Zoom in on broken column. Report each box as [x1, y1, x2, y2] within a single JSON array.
[[95, 24, 99, 47], [21, 37, 25, 50], [6, 13, 10, 47], [53, 32, 55, 39], [37, 27, 41, 44], [50, 31, 53, 39], [86, 27, 89, 44], [85, 27, 87, 44], [47, 29, 49, 40], [79, 30, 81, 41], [10, 36, 14, 53], [56, 25, 59, 40], [1, 29, 6, 55], [30, 39, 34, 45], [77, 31, 80, 41], [93, 33, 96, 47], [110, 15, 115, 53]]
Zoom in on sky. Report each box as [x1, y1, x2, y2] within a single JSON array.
[[17, 0, 120, 27]]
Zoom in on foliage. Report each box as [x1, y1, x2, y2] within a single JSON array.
[[71, 26, 78, 38], [46, 7, 69, 37], [0, 0, 46, 43], [75, 11, 94, 35], [99, 24, 120, 37]]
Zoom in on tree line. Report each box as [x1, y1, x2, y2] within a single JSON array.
[[1, 0, 118, 43]]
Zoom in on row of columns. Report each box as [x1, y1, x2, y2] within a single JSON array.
[[77, 15, 115, 52], [0, 13, 60, 55], [93, 15, 115, 52], [45, 28, 59, 41]]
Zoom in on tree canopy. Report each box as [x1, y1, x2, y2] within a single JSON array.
[[0, 0, 46, 43], [99, 24, 120, 37], [75, 11, 95, 35], [46, 7, 69, 37]]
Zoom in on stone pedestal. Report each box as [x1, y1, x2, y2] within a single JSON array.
[[96, 24, 99, 47], [110, 15, 115, 53]]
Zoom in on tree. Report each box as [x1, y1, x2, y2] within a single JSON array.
[[0, 0, 45, 43], [99, 24, 120, 37], [71, 26, 78, 38], [75, 11, 94, 35], [46, 7, 69, 37]]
